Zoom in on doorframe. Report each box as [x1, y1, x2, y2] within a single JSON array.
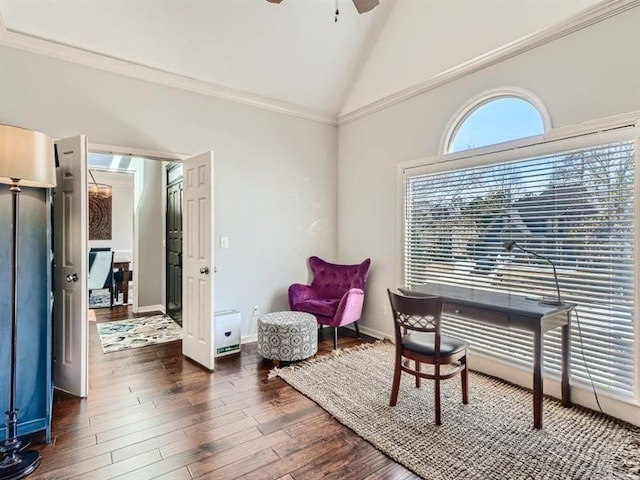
[[53, 139, 214, 397]]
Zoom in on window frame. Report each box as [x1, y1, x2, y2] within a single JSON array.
[[441, 87, 552, 154], [399, 118, 640, 407]]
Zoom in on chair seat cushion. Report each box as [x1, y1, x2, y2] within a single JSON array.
[[402, 332, 468, 357], [294, 298, 340, 317]]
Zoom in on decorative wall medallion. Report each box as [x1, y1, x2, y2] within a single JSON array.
[[89, 192, 112, 240]]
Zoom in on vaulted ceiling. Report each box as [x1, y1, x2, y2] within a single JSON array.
[[0, 0, 602, 123]]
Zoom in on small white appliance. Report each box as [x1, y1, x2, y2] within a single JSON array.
[[214, 310, 241, 357]]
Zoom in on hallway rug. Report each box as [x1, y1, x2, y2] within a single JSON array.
[[271, 342, 639, 480], [89, 289, 112, 309], [97, 314, 182, 353]]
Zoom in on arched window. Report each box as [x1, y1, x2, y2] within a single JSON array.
[[446, 91, 548, 153]]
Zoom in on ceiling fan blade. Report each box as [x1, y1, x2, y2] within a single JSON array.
[[266, 0, 378, 14], [352, 0, 379, 14]]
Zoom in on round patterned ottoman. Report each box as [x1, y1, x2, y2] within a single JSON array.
[[257, 311, 318, 366]]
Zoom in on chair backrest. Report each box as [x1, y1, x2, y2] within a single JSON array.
[[88, 250, 114, 290], [309, 256, 371, 299], [387, 289, 443, 335]]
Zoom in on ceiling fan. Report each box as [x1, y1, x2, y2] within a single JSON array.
[[266, 0, 380, 15]]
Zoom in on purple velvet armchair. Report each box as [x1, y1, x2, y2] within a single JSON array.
[[288, 256, 371, 349]]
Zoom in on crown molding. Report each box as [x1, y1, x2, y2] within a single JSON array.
[[1, 0, 635, 128], [0, 30, 338, 126], [338, 0, 639, 125]]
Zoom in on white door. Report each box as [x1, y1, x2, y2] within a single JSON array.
[[53, 135, 89, 397], [182, 152, 215, 370]]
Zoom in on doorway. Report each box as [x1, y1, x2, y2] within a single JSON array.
[[166, 162, 183, 326], [87, 168, 135, 313], [53, 139, 216, 398], [85, 154, 186, 370]]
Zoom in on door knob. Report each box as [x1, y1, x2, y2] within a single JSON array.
[[200, 267, 209, 275], [66, 273, 78, 283]]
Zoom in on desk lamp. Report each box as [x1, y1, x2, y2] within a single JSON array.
[[503, 240, 564, 306]]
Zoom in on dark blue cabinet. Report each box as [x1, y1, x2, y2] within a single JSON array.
[[0, 185, 53, 442]]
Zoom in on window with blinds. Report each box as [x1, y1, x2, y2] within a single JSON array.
[[404, 140, 635, 397]]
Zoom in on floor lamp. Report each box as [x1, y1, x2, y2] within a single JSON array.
[[0, 125, 56, 480]]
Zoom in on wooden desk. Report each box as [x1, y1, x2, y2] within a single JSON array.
[[113, 261, 131, 304], [407, 283, 575, 429]]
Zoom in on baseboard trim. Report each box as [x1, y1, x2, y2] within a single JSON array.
[[343, 324, 391, 342], [138, 304, 166, 314], [241, 333, 257, 344]]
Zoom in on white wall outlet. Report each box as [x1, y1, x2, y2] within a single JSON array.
[[252, 305, 259, 317], [220, 236, 229, 248], [382, 304, 388, 315]]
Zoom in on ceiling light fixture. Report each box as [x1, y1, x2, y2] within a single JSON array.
[[88, 170, 112, 198], [267, 0, 379, 22]]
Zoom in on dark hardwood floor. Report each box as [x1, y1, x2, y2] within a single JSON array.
[[30, 307, 418, 479]]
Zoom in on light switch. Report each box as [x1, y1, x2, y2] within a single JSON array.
[[220, 236, 229, 249]]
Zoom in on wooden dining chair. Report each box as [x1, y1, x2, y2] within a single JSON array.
[[387, 289, 469, 425]]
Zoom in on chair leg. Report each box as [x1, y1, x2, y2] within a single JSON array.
[[461, 355, 469, 405], [354, 321, 361, 339], [390, 350, 402, 406], [333, 327, 338, 350], [435, 364, 441, 426], [415, 361, 421, 388]]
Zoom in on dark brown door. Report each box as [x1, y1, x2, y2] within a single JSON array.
[[166, 164, 183, 325]]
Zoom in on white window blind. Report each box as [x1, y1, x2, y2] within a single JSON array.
[[404, 140, 635, 397]]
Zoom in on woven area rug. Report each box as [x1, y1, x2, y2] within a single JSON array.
[[97, 314, 182, 353], [272, 342, 639, 480]]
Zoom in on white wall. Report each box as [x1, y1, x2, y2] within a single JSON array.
[[341, 0, 601, 115], [87, 169, 134, 261], [337, 7, 640, 423], [133, 158, 165, 309], [0, 46, 338, 338]]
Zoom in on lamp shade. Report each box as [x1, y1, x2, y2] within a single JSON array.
[[0, 124, 56, 188]]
